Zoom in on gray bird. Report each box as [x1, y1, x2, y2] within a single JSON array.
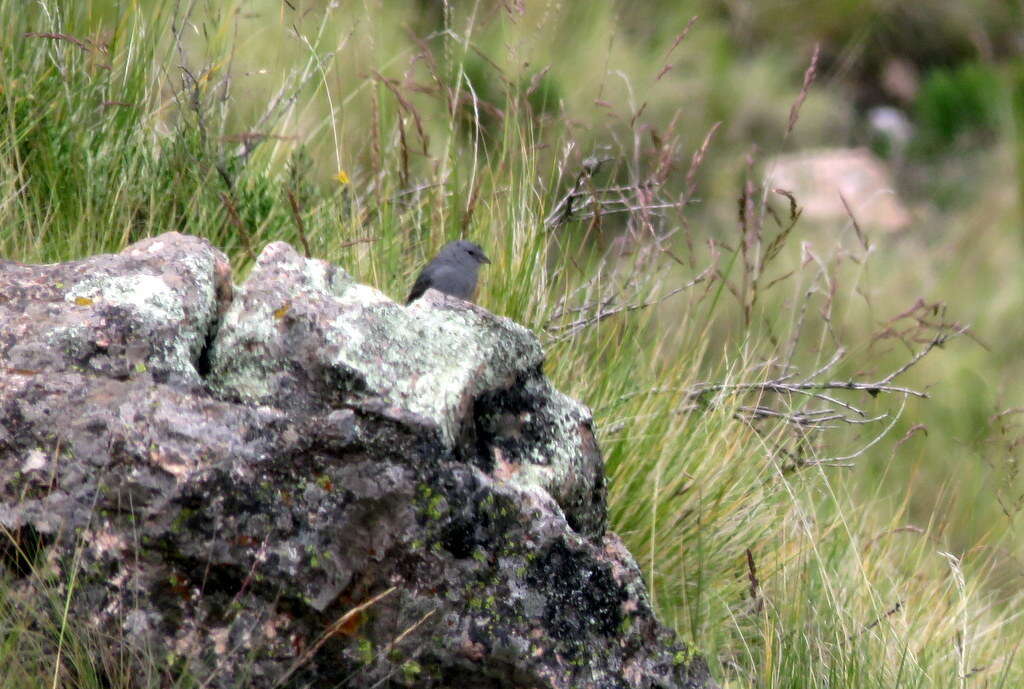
[[406, 240, 491, 304]]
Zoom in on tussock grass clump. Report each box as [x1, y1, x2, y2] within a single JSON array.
[[2, 2, 1023, 688]]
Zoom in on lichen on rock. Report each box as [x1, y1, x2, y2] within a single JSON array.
[[0, 233, 715, 689], [207, 241, 605, 537], [0, 232, 231, 387]]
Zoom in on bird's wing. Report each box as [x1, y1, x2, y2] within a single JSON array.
[[407, 263, 448, 304], [406, 262, 471, 304], [406, 269, 432, 304]]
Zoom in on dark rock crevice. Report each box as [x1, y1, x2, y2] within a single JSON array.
[[195, 320, 219, 379], [0, 525, 48, 578]]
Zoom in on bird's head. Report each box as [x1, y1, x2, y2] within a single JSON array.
[[444, 240, 491, 265]]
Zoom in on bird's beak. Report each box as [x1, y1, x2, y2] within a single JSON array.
[[481, 255, 492, 264]]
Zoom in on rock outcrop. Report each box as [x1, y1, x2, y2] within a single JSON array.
[[0, 234, 714, 689], [766, 147, 912, 232]]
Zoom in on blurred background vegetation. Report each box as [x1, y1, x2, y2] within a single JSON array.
[[2, 0, 1024, 686]]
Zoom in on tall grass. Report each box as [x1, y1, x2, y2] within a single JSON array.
[[2, 1, 1023, 688]]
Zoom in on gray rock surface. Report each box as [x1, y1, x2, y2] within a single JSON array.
[[207, 241, 605, 538], [0, 234, 715, 689], [0, 233, 232, 387]]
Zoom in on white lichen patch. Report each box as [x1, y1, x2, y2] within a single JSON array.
[[66, 274, 186, 322], [62, 271, 218, 381], [258, 241, 353, 297], [206, 297, 282, 400], [509, 463, 558, 495], [20, 448, 47, 473], [320, 298, 543, 445], [497, 379, 595, 500], [307, 258, 353, 298], [334, 281, 391, 306]]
